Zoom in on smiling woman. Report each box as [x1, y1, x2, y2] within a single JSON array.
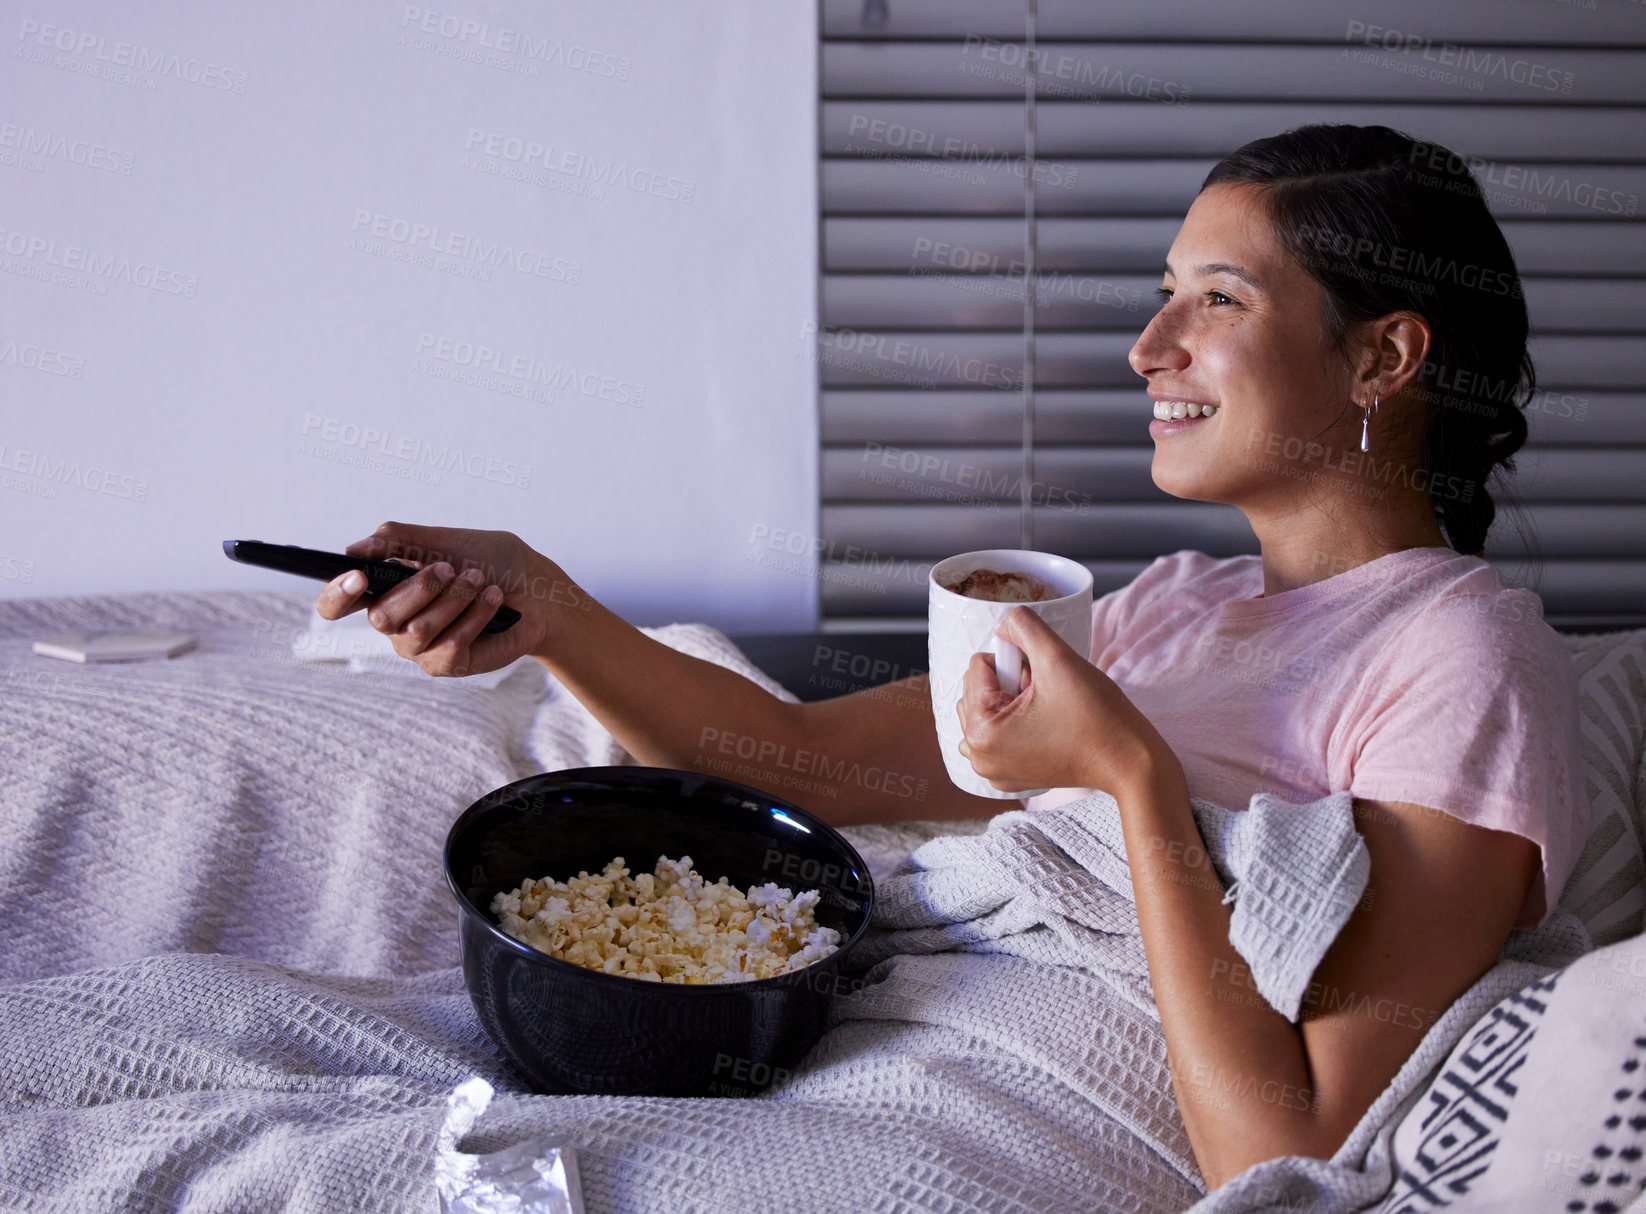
[[965, 123, 1584, 1185], [311, 124, 1585, 1196]]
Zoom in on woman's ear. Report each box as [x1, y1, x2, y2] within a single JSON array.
[[1350, 310, 1431, 400]]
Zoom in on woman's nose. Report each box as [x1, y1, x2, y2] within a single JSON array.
[[1128, 309, 1189, 379]]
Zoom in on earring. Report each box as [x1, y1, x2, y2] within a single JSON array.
[[1360, 392, 1379, 454]]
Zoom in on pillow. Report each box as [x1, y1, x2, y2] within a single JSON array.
[[1555, 629, 1646, 946], [1375, 929, 1646, 1212]]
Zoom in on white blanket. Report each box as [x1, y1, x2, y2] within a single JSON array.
[[0, 591, 1616, 1213]]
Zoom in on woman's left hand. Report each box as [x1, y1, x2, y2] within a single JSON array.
[[956, 607, 1177, 795]]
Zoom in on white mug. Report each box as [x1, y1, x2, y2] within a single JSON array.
[[927, 549, 1094, 800]]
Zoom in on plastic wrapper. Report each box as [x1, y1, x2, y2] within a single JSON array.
[[432, 1077, 584, 1214]]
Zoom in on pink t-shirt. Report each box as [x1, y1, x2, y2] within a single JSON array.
[[1024, 547, 1588, 931]]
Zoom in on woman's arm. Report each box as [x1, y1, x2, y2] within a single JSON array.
[[530, 592, 1004, 826], [957, 606, 1538, 1187], [316, 522, 1004, 827], [1117, 757, 1536, 1186]]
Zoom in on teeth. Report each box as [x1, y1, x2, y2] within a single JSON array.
[[1151, 401, 1220, 421]]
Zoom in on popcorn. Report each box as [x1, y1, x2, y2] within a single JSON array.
[[490, 855, 842, 985]]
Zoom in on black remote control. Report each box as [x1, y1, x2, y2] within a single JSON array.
[[222, 540, 521, 635]]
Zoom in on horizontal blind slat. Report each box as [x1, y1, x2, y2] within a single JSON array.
[[1479, 504, 1646, 556], [824, 446, 1157, 502], [1525, 335, 1646, 386], [822, 390, 1646, 445], [815, 329, 1646, 389], [815, 330, 1024, 388], [816, 502, 1646, 565], [824, 101, 1646, 160], [1504, 449, 1646, 500], [827, 218, 1646, 275], [823, 158, 1646, 219], [824, 44, 1646, 104], [823, 272, 1152, 329], [824, 502, 1258, 557], [822, 0, 1646, 44], [823, 274, 1646, 333], [1497, 561, 1646, 615], [820, 557, 1646, 621], [1034, 0, 1646, 44], [823, 446, 1646, 504]]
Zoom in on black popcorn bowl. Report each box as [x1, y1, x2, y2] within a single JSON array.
[[444, 766, 876, 1098]]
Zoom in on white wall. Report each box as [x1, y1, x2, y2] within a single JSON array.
[[0, 1, 819, 633]]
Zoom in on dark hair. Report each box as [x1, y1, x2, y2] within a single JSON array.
[[1201, 124, 1532, 558]]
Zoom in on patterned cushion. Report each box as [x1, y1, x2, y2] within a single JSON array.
[[1376, 929, 1646, 1211], [1557, 629, 1646, 945]]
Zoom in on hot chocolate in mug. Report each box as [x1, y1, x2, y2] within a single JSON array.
[[927, 549, 1094, 799]]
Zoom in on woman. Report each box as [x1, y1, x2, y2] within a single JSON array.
[[314, 125, 1586, 1189]]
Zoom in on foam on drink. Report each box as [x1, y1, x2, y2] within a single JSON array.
[[939, 568, 1057, 603]]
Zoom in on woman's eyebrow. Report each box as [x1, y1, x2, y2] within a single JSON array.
[[1162, 261, 1263, 291]]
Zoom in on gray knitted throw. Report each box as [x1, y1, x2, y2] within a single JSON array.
[[0, 591, 1595, 1213]]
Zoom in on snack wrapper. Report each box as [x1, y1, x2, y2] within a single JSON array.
[[431, 1077, 584, 1214]]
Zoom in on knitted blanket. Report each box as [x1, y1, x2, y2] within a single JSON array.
[[0, 591, 1603, 1212]]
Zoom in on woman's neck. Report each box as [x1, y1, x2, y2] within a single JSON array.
[[1243, 491, 1452, 598]]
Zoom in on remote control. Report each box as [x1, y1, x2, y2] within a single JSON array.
[[222, 540, 521, 635]]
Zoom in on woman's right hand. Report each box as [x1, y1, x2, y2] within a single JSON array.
[[313, 520, 589, 677]]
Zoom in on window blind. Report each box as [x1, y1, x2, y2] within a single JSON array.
[[816, 0, 1646, 632]]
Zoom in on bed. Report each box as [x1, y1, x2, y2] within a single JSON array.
[[2, 588, 1644, 1213]]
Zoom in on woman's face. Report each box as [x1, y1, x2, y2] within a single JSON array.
[[1129, 183, 1360, 508]]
